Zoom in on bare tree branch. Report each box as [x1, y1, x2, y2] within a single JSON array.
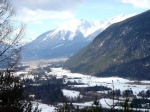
[[0, 0, 25, 69]]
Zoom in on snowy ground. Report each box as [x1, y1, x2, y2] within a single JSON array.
[[28, 67, 150, 112], [49, 68, 150, 95], [14, 71, 35, 80], [73, 98, 120, 109], [73, 98, 149, 111], [62, 89, 80, 98], [33, 102, 56, 112]]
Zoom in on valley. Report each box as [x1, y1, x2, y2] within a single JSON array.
[[15, 59, 150, 112], [0, 1, 150, 112], [16, 10, 150, 111]]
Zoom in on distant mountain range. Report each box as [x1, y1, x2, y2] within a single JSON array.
[[22, 14, 134, 61], [64, 10, 150, 80]]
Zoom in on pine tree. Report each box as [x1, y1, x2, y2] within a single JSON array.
[[92, 96, 102, 112]]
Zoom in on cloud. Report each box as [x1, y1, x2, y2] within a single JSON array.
[[10, 0, 85, 11], [16, 8, 75, 24], [118, 0, 150, 8], [10, 0, 84, 24]]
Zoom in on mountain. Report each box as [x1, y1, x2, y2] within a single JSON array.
[[64, 10, 150, 80], [22, 14, 134, 61]]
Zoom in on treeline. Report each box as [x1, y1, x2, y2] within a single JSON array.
[[57, 97, 145, 112], [25, 76, 63, 85], [66, 85, 111, 92], [24, 84, 66, 105]]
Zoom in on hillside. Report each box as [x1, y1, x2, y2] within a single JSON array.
[[64, 10, 150, 80]]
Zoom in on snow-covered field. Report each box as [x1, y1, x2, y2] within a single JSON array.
[[24, 67, 150, 112], [73, 98, 119, 108], [49, 68, 150, 95], [62, 89, 80, 98], [14, 71, 35, 80], [33, 102, 56, 112]]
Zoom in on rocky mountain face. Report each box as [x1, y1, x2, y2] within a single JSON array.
[[64, 10, 150, 80], [22, 15, 133, 61]]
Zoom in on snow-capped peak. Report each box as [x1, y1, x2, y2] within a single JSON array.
[[56, 19, 89, 32], [108, 14, 136, 23], [44, 14, 136, 41], [48, 19, 94, 40]]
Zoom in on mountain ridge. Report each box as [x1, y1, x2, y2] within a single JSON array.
[[64, 10, 150, 80], [22, 14, 135, 61]]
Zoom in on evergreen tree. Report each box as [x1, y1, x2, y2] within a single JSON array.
[[0, 70, 41, 112], [92, 96, 102, 112]]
